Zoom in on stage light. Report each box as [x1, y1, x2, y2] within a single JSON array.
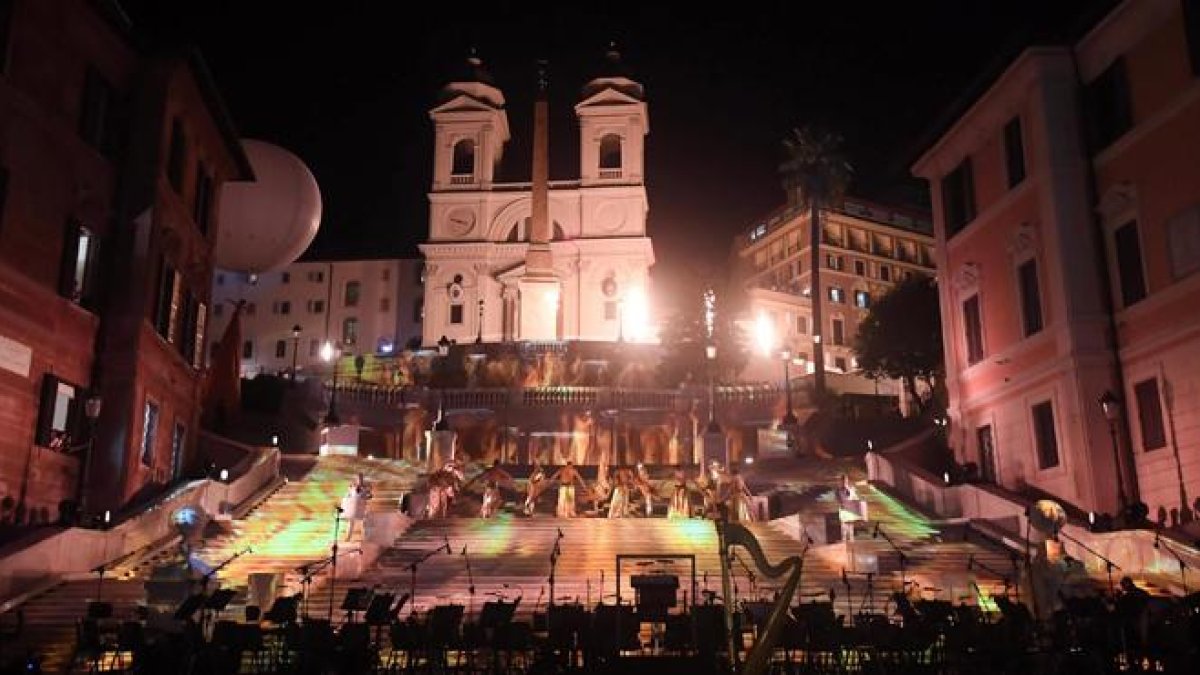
[[943, 471, 951, 485], [744, 456, 754, 465], [220, 468, 229, 482], [270, 434, 280, 447], [103, 510, 111, 524], [867, 439, 874, 451]]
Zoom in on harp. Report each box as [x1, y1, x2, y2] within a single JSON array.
[[716, 510, 804, 674]]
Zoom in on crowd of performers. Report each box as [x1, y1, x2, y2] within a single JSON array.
[[419, 458, 757, 521]]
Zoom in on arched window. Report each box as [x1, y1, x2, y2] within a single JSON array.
[[451, 139, 475, 176], [507, 217, 565, 242], [599, 134, 622, 170]]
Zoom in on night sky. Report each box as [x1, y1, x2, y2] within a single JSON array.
[[120, 0, 1102, 309]]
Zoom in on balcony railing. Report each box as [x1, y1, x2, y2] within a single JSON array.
[[449, 175, 474, 185], [598, 169, 623, 179]]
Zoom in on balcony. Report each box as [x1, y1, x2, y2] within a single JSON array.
[[598, 169, 623, 179], [450, 175, 474, 185]]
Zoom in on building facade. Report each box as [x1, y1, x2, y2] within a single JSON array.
[[912, 0, 1200, 518], [733, 198, 935, 385], [419, 53, 655, 347], [207, 258, 424, 378], [0, 0, 252, 521]]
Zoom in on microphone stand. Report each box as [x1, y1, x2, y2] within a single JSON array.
[[1155, 531, 1190, 594], [462, 545, 476, 621], [872, 524, 908, 591], [731, 551, 757, 599], [408, 540, 451, 619], [1058, 530, 1122, 596], [548, 529, 563, 636], [328, 507, 342, 623]]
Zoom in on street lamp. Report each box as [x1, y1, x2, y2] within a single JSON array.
[[1099, 390, 1128, 517], [780, 348, 798, 426], [321, 340, 342, 426], [706, 343, 720, 433], [76, 394, 103, 525], [290, 324, 302, 381], [475, 299, 484, 345]]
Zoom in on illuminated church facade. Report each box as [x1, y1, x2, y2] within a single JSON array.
[[420, 53, 655, 346]]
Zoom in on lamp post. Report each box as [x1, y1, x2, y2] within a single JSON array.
[[1099, 390, 1128, 517], [321, 340, 342, 426], [706, 343, 720, 433], [76, 394, 103, 525], [475, 299, 484, 345], [290, 324, 302, 381], [781, 348, 798, 426]]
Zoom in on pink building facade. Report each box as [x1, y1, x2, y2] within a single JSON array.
[[913, 0, 1200, 521]]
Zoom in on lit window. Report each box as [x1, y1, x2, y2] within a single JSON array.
[[342, 317, 359, 345], [59, 221, 96, 305], [828, 287, 845, 303], [854, 291, 870, 309], [141, 399, 160, 467]]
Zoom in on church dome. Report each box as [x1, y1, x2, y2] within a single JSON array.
[[214, 140, 322, 273], [581, 45, 644, 101], [438, 53, 505, 108]]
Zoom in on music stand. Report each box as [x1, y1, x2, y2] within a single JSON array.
[[204, 588, 238, 629], [364, 592, 397, 625], [172, 594, 207, 622], [263, 595, 300, 625], [340, 587, 373, 624], [479, 598, 518, 630]]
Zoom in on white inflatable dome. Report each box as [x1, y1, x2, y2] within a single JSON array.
[[214, 139, 322, 273]]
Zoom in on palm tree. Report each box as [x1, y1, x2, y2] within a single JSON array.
[[779, 126, 853, 399]]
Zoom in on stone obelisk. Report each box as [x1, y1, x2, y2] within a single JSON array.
[[518, 61, 560, 340]]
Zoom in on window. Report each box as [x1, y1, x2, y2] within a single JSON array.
[[605, 301, 617, 321], [834, 357, 847, 371], [308, 300, 325, 314], [796, 315, 808, 334], [599, 134, 622, 169], [344, 281, 361, 307], [828, 287, 845, 303], [1186, 0, 1200, 76], [977, 425, 997, 484], [273, 301, 291, 315], [342, 317, 359, 345], [832, 318, 845, 346], [380, 297, 391, 312], [153, 261, 179, 341], [242, 340, 254, 359], [1167, 207, 1200, 280], [963, 295, 984, 365], [826, 254, 843, 270], [275, 340, 287, 358], [1018, 259, 1043, 336], [58, 221, 96, 305], [1003, 117, 1026, 187], [381, 267, 390, 281], [854, 291, 870, 309], [170, 421, 186, 480], [140, 400, 159, 467], [414, 297, 424, 323], [191, 302, 206, 370], [281, 272, 291, 284], [213, 303, 224, 318], [854, 260, 865, 276], [309, 339, 319, 357], [749, 223, 767, 241], [1085, 58, 1133, 152], [1133, 378, 1166, 451], [1113, 221, 1147, 306], [193, 164, 213, 234], [880, 265, 892, 282], [1031, 400, 1060, 469], [177, 290, 196, 362], [307, 270, 325, 283], [941, 158, 976, 237], [451, 138, 475, 176], [34, 375, 82, 450], [167, 118, 186, 193], [79, 67, 122, 159], [450, 304, 464, 324]]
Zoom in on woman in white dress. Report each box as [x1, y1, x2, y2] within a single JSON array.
[[608, 467, 633, 519], [341, 473, 371, 540], [724, 467, 754, 523]]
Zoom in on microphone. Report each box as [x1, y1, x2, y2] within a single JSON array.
[[872, 522, 881, 539], [461, 545, 468, 556], [967, 554, 974, 571], [444, 535, 452, 554]]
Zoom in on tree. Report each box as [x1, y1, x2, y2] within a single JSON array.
[[656, 289, 749, 388], [853, 275, 944, 416], [779, 126, 853, 398]]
